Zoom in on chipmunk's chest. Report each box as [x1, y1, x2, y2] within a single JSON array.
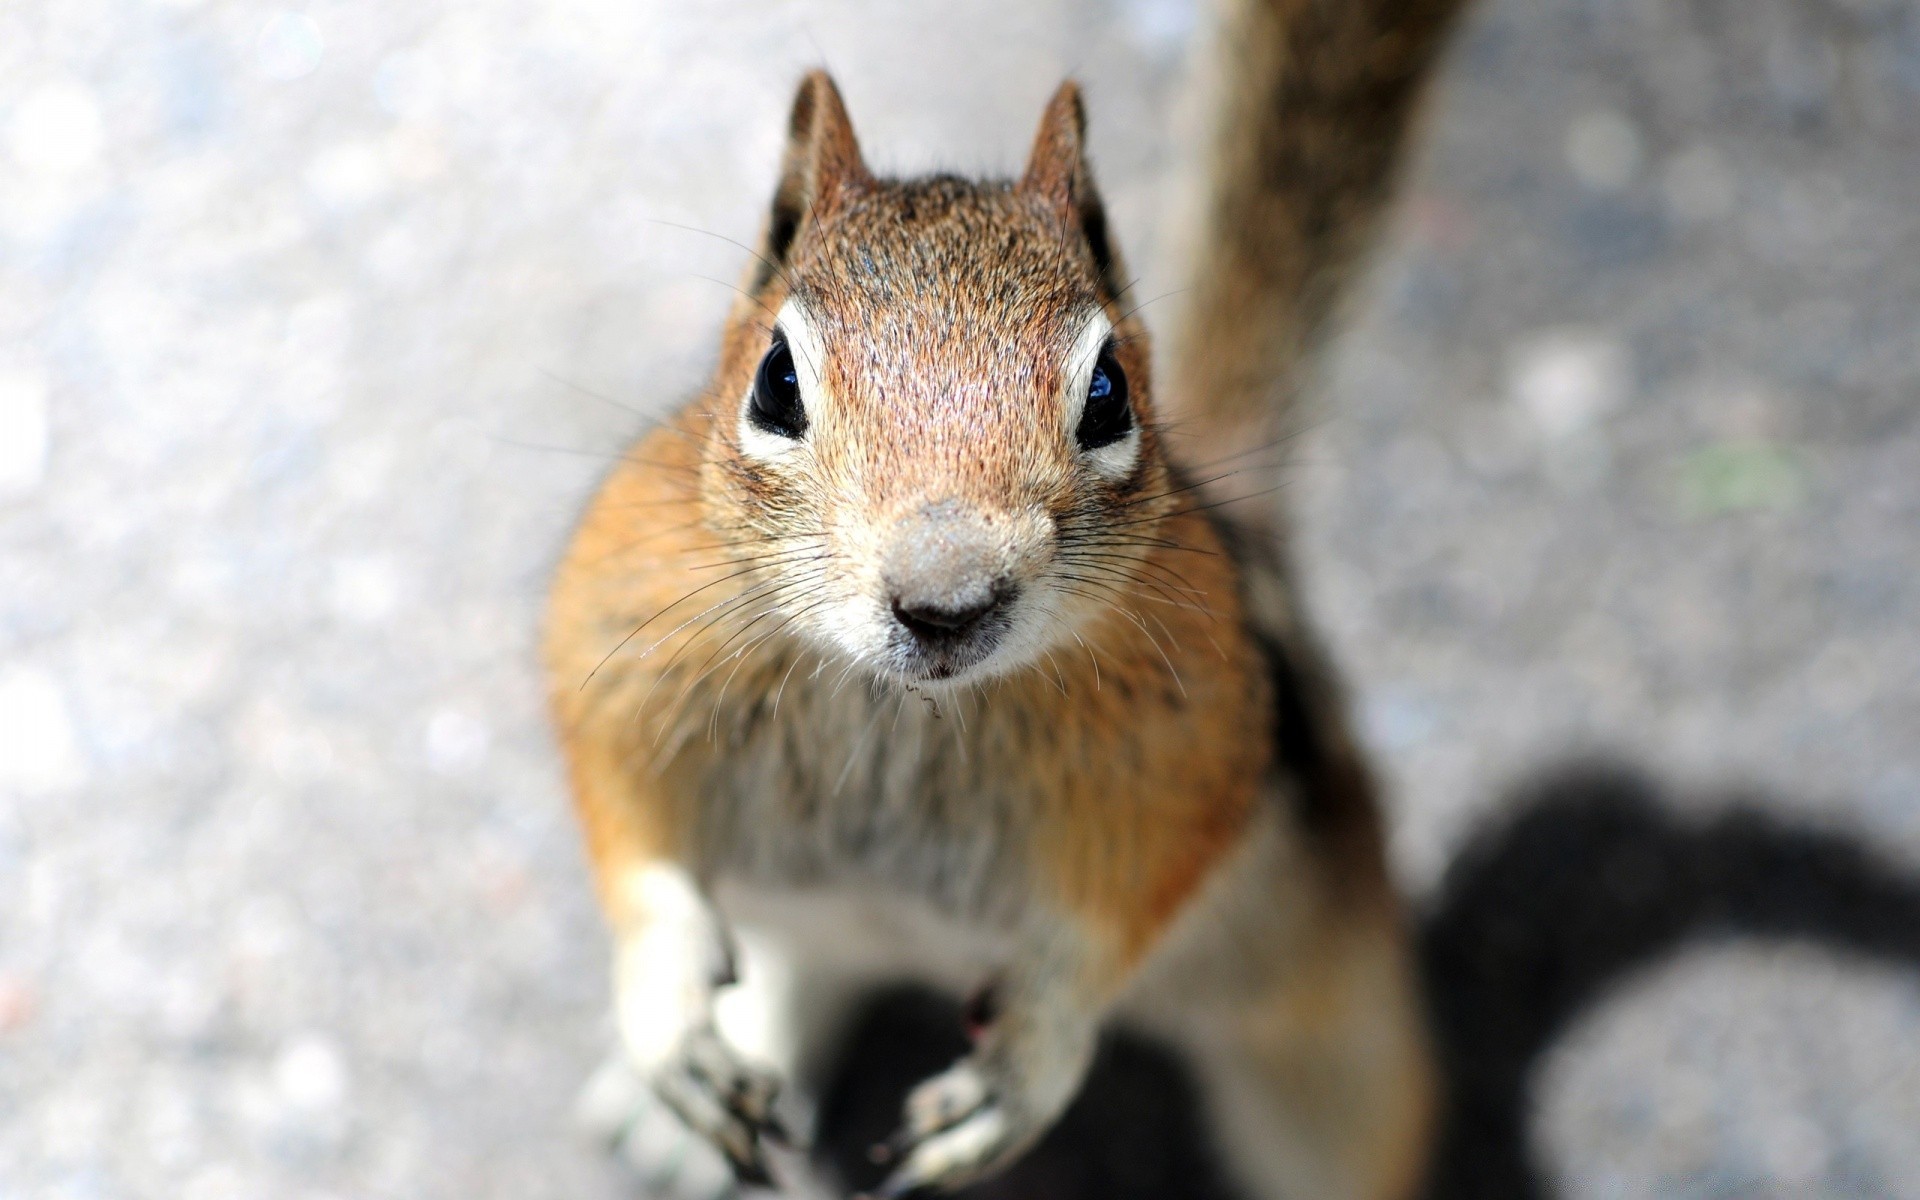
[[684, 680, 1041, 926]]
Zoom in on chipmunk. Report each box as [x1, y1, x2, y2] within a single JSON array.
[[544, 1, 1469, 1195]]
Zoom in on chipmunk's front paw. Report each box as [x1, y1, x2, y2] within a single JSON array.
[[578, 1028, 788, 1196], [577, 1053, 741, 1199], [658, 1025, 789, 1187], [868, 1060, 1035, 1197]]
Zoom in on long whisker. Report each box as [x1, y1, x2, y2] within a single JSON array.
[[649, 218, 797, 297], [638, 571, 831, 729], [536, 369, 655, 422], [616, 566, 824, 693], [582, 555, 821, 688], [706, 596, 839, 740], [1070, 629, 1102, 692], [833, 696, 891, 796]]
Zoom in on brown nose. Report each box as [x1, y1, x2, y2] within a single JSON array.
[[882, 501, 1009, 643]]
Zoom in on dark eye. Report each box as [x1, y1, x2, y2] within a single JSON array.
[[748, 333, 806, 439], [1076, 345, 1132, 451]]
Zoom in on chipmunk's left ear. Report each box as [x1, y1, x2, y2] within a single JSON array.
[[1022, 80, 1125, 298]]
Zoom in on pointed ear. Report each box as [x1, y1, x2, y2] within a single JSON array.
[[755, 71, 872, 291], [1021, 80, 1088, 212], [1021, 80, 1125, 298]]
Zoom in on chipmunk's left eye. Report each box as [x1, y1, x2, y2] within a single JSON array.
[[1076, 345, 1132, 451]]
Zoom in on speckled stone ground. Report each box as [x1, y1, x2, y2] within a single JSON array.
[[2, 1, 1916, 1198]]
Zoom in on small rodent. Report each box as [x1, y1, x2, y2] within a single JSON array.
[[543, 1, 1470, 1195]]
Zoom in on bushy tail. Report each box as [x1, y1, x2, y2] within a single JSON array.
[[1166, 0, 1472, 495]]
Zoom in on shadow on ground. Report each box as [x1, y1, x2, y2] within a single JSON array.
[[803, 760, 1920, 1200]]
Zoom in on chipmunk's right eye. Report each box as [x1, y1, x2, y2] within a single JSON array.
[[748, 334, 807, 439]]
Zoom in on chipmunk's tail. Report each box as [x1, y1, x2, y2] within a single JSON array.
[[1165, 0, 1472, 501]]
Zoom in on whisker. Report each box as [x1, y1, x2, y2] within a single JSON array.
[[833, 697, 890, 797], [582, 558, 812, 688], [639, 572, 831, 731], [648, 218, 798, 297], [535, 369, 655, 422], [1070, 629, 1102, 692]]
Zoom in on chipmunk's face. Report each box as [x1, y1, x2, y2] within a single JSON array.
[[700, 77, 1173, 687]]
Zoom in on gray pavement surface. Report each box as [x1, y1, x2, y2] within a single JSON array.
[[2, 0, 1917, 1197]]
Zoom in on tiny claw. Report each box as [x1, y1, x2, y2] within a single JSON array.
[[961, 979, 1001, 1042], [759, 1110, 796, 1148], [872, 1166, 934, 1200], [869, 1124, 919, 1167], [729, 1153, 777, 1190]]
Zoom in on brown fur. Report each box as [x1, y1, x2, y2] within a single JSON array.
[[544, 2, 1473, 1187]]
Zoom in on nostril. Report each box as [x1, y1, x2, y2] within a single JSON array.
[[891, 595, 999, 640]]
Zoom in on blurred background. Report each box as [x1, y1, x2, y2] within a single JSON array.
[[3, 0, 1918, 1197]]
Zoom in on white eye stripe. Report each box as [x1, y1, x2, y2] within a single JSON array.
[[738, 298, 830, 461], [1060, 310, 1115, 435], [774, 297, 829, 397], [1061, 310, 1139, 481]]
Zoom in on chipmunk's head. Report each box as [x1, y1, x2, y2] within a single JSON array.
[[702, 72, 1175, 686], [691, 74, 1167, 687]]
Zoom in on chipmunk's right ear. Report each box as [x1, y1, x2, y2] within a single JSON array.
[[1022, 80, 1126, 301], [756, 71, 871, 290]]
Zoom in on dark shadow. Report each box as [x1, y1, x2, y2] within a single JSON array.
[[811, 759, 1920, 1199], [1419, 760, 1920, 1200], [813, 986, 1241, 1200]]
